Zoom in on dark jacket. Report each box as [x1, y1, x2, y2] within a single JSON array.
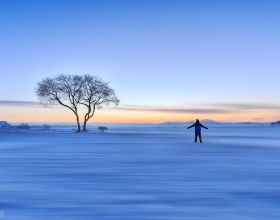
[[187, 122, 208, 133]]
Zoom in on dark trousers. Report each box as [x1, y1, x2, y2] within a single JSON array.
[[195, 132, 202, 143]]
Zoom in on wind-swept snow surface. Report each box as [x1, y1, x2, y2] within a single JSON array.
[[0, 126, 280, 220]]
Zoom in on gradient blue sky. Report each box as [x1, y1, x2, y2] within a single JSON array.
[[0, 0, 279, 122]]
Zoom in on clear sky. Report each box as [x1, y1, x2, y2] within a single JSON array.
[[0, 0, 279, 123]]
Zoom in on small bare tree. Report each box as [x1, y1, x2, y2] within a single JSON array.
[[35, 74, 119, 132], [81, 75, 119, 131], [97, 126, 108, 133]]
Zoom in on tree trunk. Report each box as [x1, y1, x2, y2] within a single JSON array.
[[75, 114, 81, 132], [83, 105, 95, 132], [83, 119, 88, 132]]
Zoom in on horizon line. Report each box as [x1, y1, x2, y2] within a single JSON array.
[[1, 120, 276, 125]]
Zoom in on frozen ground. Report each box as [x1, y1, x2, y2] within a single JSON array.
[[0, 125, 280, 220]]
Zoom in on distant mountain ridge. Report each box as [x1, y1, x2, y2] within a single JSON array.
[[159, 120, 271, 127], [159, 120, 223, 127]]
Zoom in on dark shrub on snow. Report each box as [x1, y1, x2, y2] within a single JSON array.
[[16, 123, 31, 129], [271, 121, 280, 126], [0, 121, 12, 129], [97, 126, 108, 133]]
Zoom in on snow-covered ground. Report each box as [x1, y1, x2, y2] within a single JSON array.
[[0, 125, 280, 220]]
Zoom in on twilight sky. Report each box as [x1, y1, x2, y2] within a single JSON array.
[[0, 0, 279, 123]]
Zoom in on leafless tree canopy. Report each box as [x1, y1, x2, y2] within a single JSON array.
[[35, 74, 119, 132]]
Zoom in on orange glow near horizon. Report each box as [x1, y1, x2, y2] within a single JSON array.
[[0, 106, 279, 123]]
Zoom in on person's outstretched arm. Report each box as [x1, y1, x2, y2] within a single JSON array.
[[199, 123, 208, 129], [187, 124, 195, 129]]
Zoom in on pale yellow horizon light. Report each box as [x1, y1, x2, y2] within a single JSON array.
[[0, 106, 278, 123]]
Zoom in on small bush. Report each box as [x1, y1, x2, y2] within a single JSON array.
[[42, 124, 50, 129], [16, 123, 31, 129], [0, 121, 12, 129], [97, 126, 108, 133]]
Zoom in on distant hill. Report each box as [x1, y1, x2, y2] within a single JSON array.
[[158, 121, 190, 127], [201, 119, 222, 125], [271, 121, 280, 126], [234, 122, 270, 126], [159, 120, 223, 127], [158, 120, 271, 127]]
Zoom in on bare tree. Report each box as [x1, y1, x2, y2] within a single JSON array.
[[35, 74, 84, 132], [80, 75, 119, 131], [35, 74, 119, 132]]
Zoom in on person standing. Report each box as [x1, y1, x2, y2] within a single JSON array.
[[187, 119, 208, 143]]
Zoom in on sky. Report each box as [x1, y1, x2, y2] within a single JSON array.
[[0, 0, 279, 123]]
